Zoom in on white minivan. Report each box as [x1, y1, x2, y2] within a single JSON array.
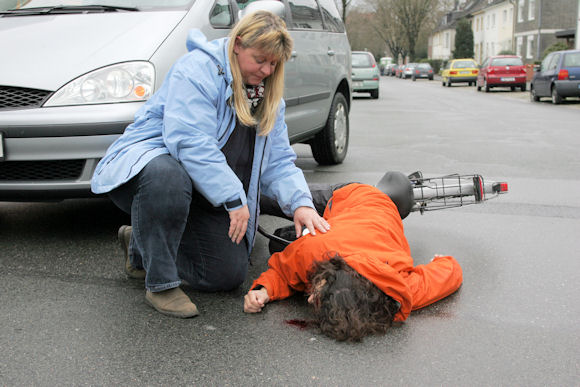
[[0, 0, 351, 200]]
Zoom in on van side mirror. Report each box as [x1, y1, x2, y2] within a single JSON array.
[[238, 1, 285, 20]]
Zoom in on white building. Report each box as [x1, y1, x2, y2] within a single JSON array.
[[472, 1, 515, 63]]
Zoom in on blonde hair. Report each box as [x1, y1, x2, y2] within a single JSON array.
[[228, 10, 293, 135]]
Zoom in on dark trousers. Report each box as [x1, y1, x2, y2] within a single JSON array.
[[109, 154, 249, 292]]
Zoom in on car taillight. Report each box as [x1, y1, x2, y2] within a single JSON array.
[[473, 70, 479, 74], [429, 69, 433, 73], [373, 77, 378, 80], [558, 69, 569, 80], [372, 63, 376, 68], [415, 70, 419, 74], [488, 68, 494, 73], [450, 71, 457, 75]]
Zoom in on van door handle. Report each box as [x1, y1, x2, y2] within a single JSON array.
[[327, 49, 335, 56]]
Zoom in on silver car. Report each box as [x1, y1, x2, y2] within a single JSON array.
[[0, 0, 351, 200]]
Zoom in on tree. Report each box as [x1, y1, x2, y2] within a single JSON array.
[[366, 0, 438, 62], [390, 0, 437, 61], [346, 9, 386, 59], [367, 0, 407, 62], [453, 18, 473, 58], [335, 0, 353, 23]]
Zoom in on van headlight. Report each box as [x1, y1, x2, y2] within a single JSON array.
[[44, 62, 155, 106]]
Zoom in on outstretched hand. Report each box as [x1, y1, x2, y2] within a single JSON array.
[[244, 288, 270, 313], [293, 206, 330, 238]]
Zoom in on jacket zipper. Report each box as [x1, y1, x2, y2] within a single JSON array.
[[218, 109, 235, 143], [250, 137, 267, 252]]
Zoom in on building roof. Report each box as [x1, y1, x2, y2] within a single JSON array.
[[433, 0, 482, 32]]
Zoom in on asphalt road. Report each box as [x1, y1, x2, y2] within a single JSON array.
[[1, 76, 579, 386]]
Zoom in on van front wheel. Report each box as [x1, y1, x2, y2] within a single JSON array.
[[310, 92, 349, 165]]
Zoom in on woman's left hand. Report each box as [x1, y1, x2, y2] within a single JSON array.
[[293, 206, 330, 238]]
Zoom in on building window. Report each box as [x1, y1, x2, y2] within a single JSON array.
[[517, 0, 524, 22], [528, 0, 535, 21], [516, 36, 523, 56], [491, 42, 495, 55], [526, 35, 534, 59], [445, 32, 450, 49], [492, 13, 496, 28], [503, 10, 507, 24]]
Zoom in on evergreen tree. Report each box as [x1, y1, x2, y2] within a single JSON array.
[[453, 18, 474, 58]]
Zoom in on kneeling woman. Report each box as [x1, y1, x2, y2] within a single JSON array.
[[91, 11, 329, 318]]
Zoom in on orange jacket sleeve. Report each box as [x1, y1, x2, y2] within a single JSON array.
[[404, 255, 463, 310], [251, 237, 314, 300]]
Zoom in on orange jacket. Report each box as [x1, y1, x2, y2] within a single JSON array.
[[252, 184, 463, 322]]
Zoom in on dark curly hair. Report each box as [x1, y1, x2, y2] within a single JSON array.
[[306, 253, 400, 342]]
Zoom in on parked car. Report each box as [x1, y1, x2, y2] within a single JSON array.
[[396, 64, 406, 78], [351, 51, 380, 99], [530, 49, 580, 104], [411, 63, 434, 81], [441, 58, 478, 87], [378, 57, 392, 76], [384, 63, 396, 76], [402, 63, 418, 79], [0, 0, 352, 200], [477, 55, 527, 92]]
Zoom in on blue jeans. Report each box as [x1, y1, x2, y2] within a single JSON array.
[[109, 154, 249, 292]]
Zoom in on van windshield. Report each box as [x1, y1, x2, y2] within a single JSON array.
[[1, 0, 195, 12]]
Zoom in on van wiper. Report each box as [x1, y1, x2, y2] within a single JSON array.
[[0, 5, 139, 17]]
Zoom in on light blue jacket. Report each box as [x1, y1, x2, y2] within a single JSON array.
[[91, 30, 314, 252]]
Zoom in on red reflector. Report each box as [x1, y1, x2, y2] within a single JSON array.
[[450, 71, 457, 75], [500, 182, 508, 192], [558, 69, 569, 80]]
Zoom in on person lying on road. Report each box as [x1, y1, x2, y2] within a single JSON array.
[[244, 179, 463, 341]]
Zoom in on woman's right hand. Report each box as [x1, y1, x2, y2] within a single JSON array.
[[228, 205, 250, 244]]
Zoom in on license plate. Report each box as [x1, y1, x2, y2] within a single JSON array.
[[501, 77, 515, 82], [353, 81, 363, 88], [0, 132, 4, 161], [460, 71, 470, 74]]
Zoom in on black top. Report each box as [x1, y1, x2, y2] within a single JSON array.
[[221, 118, 256, 198]]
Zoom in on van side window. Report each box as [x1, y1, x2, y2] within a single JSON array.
[[210, 0, 232, 27], [317, 0, 345, 33], [288, 0, 324, 30]]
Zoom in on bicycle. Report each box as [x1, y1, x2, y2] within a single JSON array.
[[258, 171, 508, 254]]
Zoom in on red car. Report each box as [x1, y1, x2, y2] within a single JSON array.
[[476, 55, 527, 92]]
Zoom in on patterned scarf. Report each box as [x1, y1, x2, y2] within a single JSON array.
[[245, 82, 264, 111]]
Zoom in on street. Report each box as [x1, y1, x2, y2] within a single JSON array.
[[1, 76, 579, 385]]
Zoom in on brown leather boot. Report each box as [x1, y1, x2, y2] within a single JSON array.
[[117, 225, 146, 280], [145, 288, 199, 318]]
